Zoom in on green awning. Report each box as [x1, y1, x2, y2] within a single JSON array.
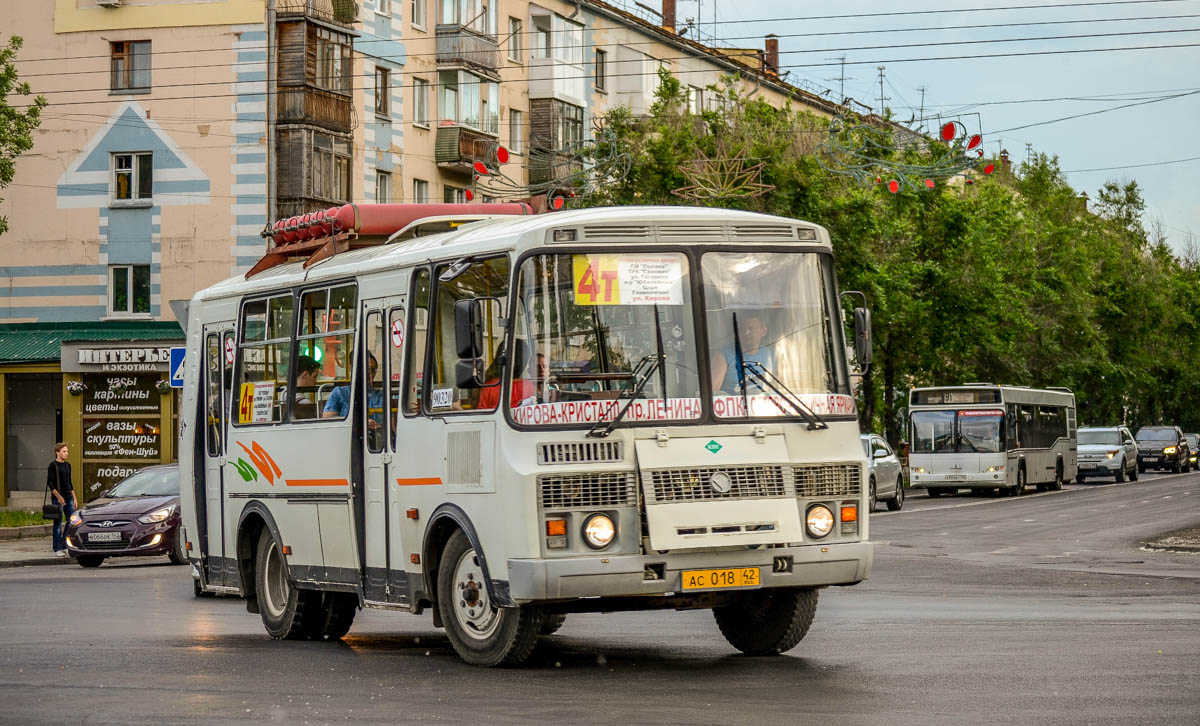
[[0, 322, 184, 364]]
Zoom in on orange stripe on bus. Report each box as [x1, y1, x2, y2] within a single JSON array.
[[395, 477, 442, 486], [284, 479, 349, 487]]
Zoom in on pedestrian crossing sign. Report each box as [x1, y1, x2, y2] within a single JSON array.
[[169, 347, 186, 388]]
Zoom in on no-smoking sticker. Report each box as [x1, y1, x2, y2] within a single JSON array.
[[224, 337, 235, 365], [391, 319, 405, 348]]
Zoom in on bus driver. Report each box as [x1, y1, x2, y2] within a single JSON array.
[[710, 311, 776, 394]]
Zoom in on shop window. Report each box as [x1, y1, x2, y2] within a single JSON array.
[[111, 41, 151, 92], [235, 294, 294, 425], [109, 265, 150, 316]]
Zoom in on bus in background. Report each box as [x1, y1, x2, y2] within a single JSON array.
[[179, 203, 875, 666], [908, 385, 1077, 498]]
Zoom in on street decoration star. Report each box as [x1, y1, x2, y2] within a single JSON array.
[[672, 141, 775, 200]]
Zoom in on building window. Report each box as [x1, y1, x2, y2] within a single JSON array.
[[112, 152, 152, 203], [413, 179, 429, 203], [111, 41, 151, 92], [377, 0, 390, 15], [554, 15, 583, 65], [313, 133, 352, 202], [315, 27, 352, 94], [595, 49, 607, 91], [412, 0, 426, 28], [375, 67, 390, 116], [440, 0, 495, 34], [508, 109, 523, 154], [444, 185, 467, 203], [556, 100, 583, 149], [438, 70, 499, 134], [376, 171, 392, 203], [508, 17, 522, 62], [533, 18, 551, 59], [689, 85, 703, 114], [109, 265, 151, 316], [414, 77, 429, 126]]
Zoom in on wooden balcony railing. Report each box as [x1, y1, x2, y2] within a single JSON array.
[[436, 25, 500, 74], [276, 0, 358, 28], [435, 125, 497, 168], [277, 86, 354, 133]]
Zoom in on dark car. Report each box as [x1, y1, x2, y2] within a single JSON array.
[[65, 464, 185, 568], [1134, 426, 1190, 474]]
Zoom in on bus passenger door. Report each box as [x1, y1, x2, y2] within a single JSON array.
[[201, 326, 233, 587], [361, 309, 390, 602]]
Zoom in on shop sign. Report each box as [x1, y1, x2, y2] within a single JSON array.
[[83, 418, 163, 459], [81, 462, 157, 502], [82, 375, 162, 415], [61, 342, 182, 373]]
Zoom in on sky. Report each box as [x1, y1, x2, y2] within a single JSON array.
[[675, 0, 1200, 250]]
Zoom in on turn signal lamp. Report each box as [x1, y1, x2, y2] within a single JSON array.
[[840, 504, 858, 523], [546, 519, 567, 536]]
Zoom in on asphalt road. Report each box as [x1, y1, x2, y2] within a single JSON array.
[[3, 472, 1198, 726]]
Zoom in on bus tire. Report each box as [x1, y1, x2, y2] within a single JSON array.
[[438, 530, 544, 666], [886, 477, 905, 511], [714, 587, 818, 656], [307, 592, 358, 641], [868, 476, 877, 512], [255, 532, 317, 640], [540, 613, 568, 636], [1009, 467, 1025, 497]]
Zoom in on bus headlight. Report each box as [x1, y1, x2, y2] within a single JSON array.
[[986, 465, 1005, 472], [911, 467, 926, 474], [582, 514, 615, 549], [806, 505, 834, 539]]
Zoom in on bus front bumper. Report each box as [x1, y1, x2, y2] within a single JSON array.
[[506, 541, 873, 603]]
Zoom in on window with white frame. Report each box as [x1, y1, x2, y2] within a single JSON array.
[[508, 108, 523, 154], [313, 133, 352, 202], [689, 85, 703, 114], [553, 15, 583, 65], [533, 18, 550, 59], [377, 0, 390, 15], [438, 70, 499, 134], [413, 0, 426, 28], [508, 17, 522, 62], [376, 171, 392, 203], [112, 152, 152, 203], [414, 77, 429, 126], [413, 178, 429, 203], [375, 67, 390, 116], [109, 265, 151, 316], [441, 0, 495, 34], [444, 185, 467, 203], [110, 41, 151, 92]]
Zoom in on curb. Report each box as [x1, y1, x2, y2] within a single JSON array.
[[0, 524, 55, 540], [0, 556, 74, 568]]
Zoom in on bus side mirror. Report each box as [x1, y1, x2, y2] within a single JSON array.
[[454, 299, 483, 359], [854, 307, 873, 368], [455, 358, 485, 389]]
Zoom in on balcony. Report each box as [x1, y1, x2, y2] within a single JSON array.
[[277, 0, 358, 29], [435, 125, 497, 170], [436, 25, 500, 76], [277, 86, 354, 133], [529, 58, 585, 104], [529, 148, 583, 187]]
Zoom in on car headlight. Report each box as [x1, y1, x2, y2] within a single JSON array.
[[69, 511, 83, 527], [1163, 446, 1177, 455], [806, 504, 834, 539], [138, 504, 177, 525], [1105, 450, 1119, 459], [582, 513, 615, 549]]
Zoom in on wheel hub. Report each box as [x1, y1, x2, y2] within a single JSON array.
[[452, 549, 500, 640]]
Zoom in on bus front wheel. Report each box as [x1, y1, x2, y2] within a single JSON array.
[[714, 587, 818, 656], [438, 530, 544, 666]]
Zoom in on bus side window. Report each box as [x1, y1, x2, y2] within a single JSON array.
[[388, 306, 405, 436], [428, 255, 510, 413], [294, 284, 357, 421], [403, 269, 430, 416], [235, 294, 293, 425], [205, 333, 222, 454], [365, 311, 385, 453]]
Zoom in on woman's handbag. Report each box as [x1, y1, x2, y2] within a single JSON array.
[[42, 463, 64, 520]]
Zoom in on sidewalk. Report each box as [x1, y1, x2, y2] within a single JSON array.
[[0, 536, 74, 568]]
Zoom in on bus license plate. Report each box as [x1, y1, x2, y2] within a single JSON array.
[[946, 474, 967, 480], [681, 567, 760, 591], [87, 531, 121, 542]]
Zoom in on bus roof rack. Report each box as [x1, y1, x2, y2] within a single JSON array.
[[1046, 386, 1074, 393], [246, 202, 534, 279]]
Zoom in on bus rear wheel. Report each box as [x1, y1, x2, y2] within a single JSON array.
[[438, 530, 544, 666], [714, 587, 818, 656], [255, 534, 355, 641]]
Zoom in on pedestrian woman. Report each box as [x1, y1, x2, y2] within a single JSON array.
[[47, 442, 76, 557]]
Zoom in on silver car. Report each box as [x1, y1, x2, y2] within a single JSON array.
[[1076, 426, 1138, 483], [861, 434, 905, 511]]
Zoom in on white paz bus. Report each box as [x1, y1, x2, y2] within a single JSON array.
[[908, 384, 1077, 497], [179, 203, 874, 666]]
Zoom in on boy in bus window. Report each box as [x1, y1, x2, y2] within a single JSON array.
[[710, 311, 776, 394], [324, 354, 385, 430], [292, 354, 321, 419]]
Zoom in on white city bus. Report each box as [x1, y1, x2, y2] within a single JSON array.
[[908, 384, 1077, 497], [179, 203, 874, 666]]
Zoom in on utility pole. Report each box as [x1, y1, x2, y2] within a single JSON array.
[[876, 66, 889, 117], [916, 86, 927, 126], [826, 55, 851, 104], [1025, 142, 1034, 163]]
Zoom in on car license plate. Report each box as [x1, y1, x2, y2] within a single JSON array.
[[681, 567, 760, 591], [87, 531, 121, 542], [1144, 457, 1158, 462]]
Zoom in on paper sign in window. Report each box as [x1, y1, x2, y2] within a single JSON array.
[[572, 254, 682, 306]]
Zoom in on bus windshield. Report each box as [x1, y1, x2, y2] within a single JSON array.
[[511, 252, 702, 426], [912, 410, 1005, 453], [702, 252, 843, 419]]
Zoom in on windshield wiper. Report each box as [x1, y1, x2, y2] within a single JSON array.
[[587, 354, 664, 438], [741, 361, 829, 431]]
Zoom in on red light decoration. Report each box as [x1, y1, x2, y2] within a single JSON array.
[[966, 134, 983, 151], [940, 122, 956, 141], [875, 176, 882, 184], [473, 162, 489, 176], [924, 178, 935, 189], [887, 180, 900, 194], [464, 189, 474, 201], [552, 196, 564, 210], [496, 146, 510, 164], [983, 163, 995, 175]]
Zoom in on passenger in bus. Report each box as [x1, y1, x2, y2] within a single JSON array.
[[292, 354, 321, 419], [476, 353, 545, 409], [710, 312, 777, 394], [323, 353, 386, 430]]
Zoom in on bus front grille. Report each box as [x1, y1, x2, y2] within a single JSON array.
[[793, 464, 862, 497], [538, 472, 637, 509], [644, 466, 792, 504], [537, 441, 624, 465]]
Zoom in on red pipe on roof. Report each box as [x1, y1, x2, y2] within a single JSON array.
[[268, 202, 533, 246]]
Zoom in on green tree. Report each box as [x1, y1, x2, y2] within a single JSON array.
[[0, 35, 46, 236]]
